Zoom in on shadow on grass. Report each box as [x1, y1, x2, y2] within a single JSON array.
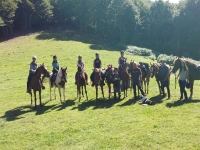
[[35, 30, 120, 51], [0, 99, 75, 121], [149, 95, 164, 105], [50, 99, 76, 111], [166, 99, 200, 108], [118, 98, 138, 107], [0, 100, 56, 121], [71, 98, 120, 111]]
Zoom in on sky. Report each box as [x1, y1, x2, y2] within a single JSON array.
[[151, 0, 181, 3]]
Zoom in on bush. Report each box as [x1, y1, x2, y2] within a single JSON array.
[[157, 54, 177, 65], [125, 46, 156, 60]]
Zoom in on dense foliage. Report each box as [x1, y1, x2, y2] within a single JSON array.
[[0, 0, 200, 60]]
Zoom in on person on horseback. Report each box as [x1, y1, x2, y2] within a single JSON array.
[[118, 50, 127, 75], [75, 55, 88, 84], [113, 67, 121, 100], [51, 55, 59, 87], [26, 56, 45, 93], [90, 53, 105, 86], [128, 62, 145, 100]]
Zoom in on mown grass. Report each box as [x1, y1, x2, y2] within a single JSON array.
[[0, 30, 200, 150]]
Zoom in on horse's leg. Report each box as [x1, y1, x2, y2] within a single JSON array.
[[147, 78, 149, 94], [58, 88, 62, 104], [63, 87, 66, 102], [39, 90, 42, 107], [34, 90, 37, 109], [189, 80, 194, 99], [101, 85, 105, 99], [144, 79, 147, 94], [84, 85, 88, 101], [108, 83, 111, 99], [82, 85, 84, 97], [50, 84, 52, 100], [30, 91, 32, 105], [54, 88, 56, 100], [157, 80, 162, 95], [125, 81, 128, 97], [96, 85, 98, 100]]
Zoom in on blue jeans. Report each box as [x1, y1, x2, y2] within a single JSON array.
[[179, 80, 187, 99]]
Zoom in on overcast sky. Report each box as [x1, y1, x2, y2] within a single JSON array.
[[151, 0, 181, 3]]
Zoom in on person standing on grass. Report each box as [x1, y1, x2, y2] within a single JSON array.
[[159, 59, 170, 99], [176, 61, 189, 100], [128, 62, 145, 100], [112, 67, 121, 100]]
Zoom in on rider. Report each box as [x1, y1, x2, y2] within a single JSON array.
[[90, 53, 105, 86], [51, 55, 59, 87], [118, 50, 127, 74], [75, 55, 88, 84], [26, 56, 45, 93]]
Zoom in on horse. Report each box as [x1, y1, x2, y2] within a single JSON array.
[[28, 64, 50, 109], [150, 62, 162, 94], [172, 57, 200, 99], [93, 68, 105, 100], [138, 63, 150, 94], [76, 67, 88, 102], [49, 67, 67, 104], [120, 63, 130, 98], [105, 64, 114, 99]]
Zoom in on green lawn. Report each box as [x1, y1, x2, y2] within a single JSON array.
[[0, 30, 200, 150]]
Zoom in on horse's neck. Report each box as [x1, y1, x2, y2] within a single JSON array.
[[35, 69, 42, 78]]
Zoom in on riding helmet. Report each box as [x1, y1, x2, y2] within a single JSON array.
[[53, 55, 57, 59], [121, 50, 124, 54], [186, 82, 191, 89], [78, 55, 82, 58], [32, 56, 37, 59], [95, 53, 99, 56]]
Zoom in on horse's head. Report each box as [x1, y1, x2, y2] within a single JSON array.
[[61, 67, 67, 83], [38, 63, 50, 77], [172, 57, 181, 74], [150, 63, 159, 78]]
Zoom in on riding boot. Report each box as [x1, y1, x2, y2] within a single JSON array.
[[180, 92, 183, 99], [40, 78, 45, 90], [184, 91, 188, 100]]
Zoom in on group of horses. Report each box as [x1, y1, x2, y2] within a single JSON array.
[[28, 57, 200, 109]]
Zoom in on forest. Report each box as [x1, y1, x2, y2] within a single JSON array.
[[0, 0, 200, 59]]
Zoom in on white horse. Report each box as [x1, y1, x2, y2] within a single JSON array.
[[49, 67, 67, 104]]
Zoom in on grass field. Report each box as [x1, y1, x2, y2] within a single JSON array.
[[0, 30, 200, 150]]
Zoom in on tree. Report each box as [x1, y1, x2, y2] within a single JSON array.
[[0, 0, 18, 36]]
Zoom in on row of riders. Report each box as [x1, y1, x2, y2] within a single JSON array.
[[26, 51, 190, 108]]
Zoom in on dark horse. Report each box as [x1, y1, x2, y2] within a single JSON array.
[[76, 67, 88, 102], [138, 63, 150, 94], [105, 64, 114, 99], [172, 57, 200, 99], [150, 62, 162, 95], [94, 68, 105, 100], [29, 64, 50, 108], [120, 63, 130, 98]]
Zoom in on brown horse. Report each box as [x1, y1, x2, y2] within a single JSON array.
[[150, 62, 162, 94], [76, 67, 88, 102], [94, 68, 105, 100], [138, 63, 150, 94], [105, 64, 114, 99], [172, 57, 200, 99], [29, 64, 50, 108], [120, 63, 130, 98]]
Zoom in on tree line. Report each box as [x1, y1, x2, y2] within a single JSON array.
[[0, 0, 200, 59]]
